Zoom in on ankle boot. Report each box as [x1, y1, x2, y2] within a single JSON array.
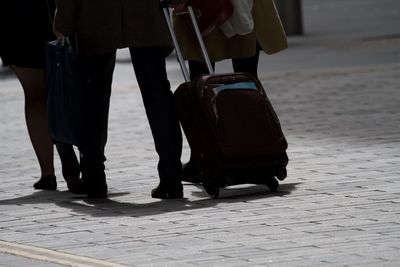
[[82, 166, 108, 199], [151, 180, 183, 199]]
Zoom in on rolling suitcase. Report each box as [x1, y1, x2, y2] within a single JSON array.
[[161, 0, 289, 198]]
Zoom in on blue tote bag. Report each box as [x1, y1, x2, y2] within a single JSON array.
[[46, 38, 82, 147]]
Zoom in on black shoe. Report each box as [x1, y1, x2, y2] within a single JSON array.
[[182, 161, 202, 184], [151, 181, 183, 199], [65, 178, 86, 195], [87, 189, 108, 199], [83, 175, 108, 199], [33, 175, 57, 190], [85, 180, 108, 199], [80, 155, 108, 198]]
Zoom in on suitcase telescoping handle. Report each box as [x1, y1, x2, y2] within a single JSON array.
[[160, 0, 214, 82]]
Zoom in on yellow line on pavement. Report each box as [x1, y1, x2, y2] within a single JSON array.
[[0, 240, 132, 267]]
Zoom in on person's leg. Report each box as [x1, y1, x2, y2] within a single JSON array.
[[12, 66, 85, 192], [55, 144, 79, 179], [188, 60, 215, 81], [231, 44, 261, 79], [78, 51, 116, 198], [11, 66, 57, 189], [129, 46, 183, 199], [56, 143, 85, 194]]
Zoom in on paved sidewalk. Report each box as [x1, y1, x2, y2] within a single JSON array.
[[1, 0, 400, 266], [1, 62, 399, 266]]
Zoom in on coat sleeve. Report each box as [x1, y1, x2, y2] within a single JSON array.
[[53, 0, 78, 34]]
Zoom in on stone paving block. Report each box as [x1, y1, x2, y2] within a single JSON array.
[[317, 254, 388, 266], [27, 238, 91, 251], [355, 262, 400, 267], [0, 253, 61, 267], [145, 254, 227, 266]]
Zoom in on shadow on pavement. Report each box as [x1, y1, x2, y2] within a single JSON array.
[[0, 183, 299, 217], [0, 190, 79, 205]]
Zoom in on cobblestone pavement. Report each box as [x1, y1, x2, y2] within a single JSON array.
[[1, 62, 399, 266], [1, 0, 400, 266]]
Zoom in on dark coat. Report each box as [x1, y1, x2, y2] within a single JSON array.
[[54, 0, 174, 57]]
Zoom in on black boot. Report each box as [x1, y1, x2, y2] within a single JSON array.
[[85, 177, 108, 199], [81, 159, 108, 199], [151, 180, 183, 199]]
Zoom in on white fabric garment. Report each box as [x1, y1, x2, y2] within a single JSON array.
[[219, 0, 254, 38]]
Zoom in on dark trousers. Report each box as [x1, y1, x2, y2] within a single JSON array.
[[79, 52, 116, 181], [129, 47, 182, 181], [79, 47, 182, 183]]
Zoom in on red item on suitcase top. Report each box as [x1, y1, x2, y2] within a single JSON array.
[[174, 0, 234, 37]]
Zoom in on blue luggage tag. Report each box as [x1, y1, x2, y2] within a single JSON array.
[[213, 82, 257, 94]]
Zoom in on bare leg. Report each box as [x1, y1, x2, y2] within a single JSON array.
[[11, 66, 55, 178], [11, 66, 85, 193]]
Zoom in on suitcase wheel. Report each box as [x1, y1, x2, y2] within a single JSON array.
[[276, 167, 287, 181], [203, 183, 220, 199], [266, 177, 279, 192]]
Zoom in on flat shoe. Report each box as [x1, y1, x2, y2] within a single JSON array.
[[33, 175, 57, 190]]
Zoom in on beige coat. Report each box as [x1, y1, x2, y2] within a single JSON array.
[[54, 0, 174, 57], [174, 0, 288, 62]]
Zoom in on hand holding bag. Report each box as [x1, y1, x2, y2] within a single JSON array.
[[46, 38, 82, 146]]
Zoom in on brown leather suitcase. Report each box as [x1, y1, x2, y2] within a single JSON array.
[[162, 0, 288, 198]]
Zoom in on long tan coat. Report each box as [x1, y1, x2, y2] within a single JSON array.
[[54, 0, 174, 57], [174, 0, 288, 62]]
